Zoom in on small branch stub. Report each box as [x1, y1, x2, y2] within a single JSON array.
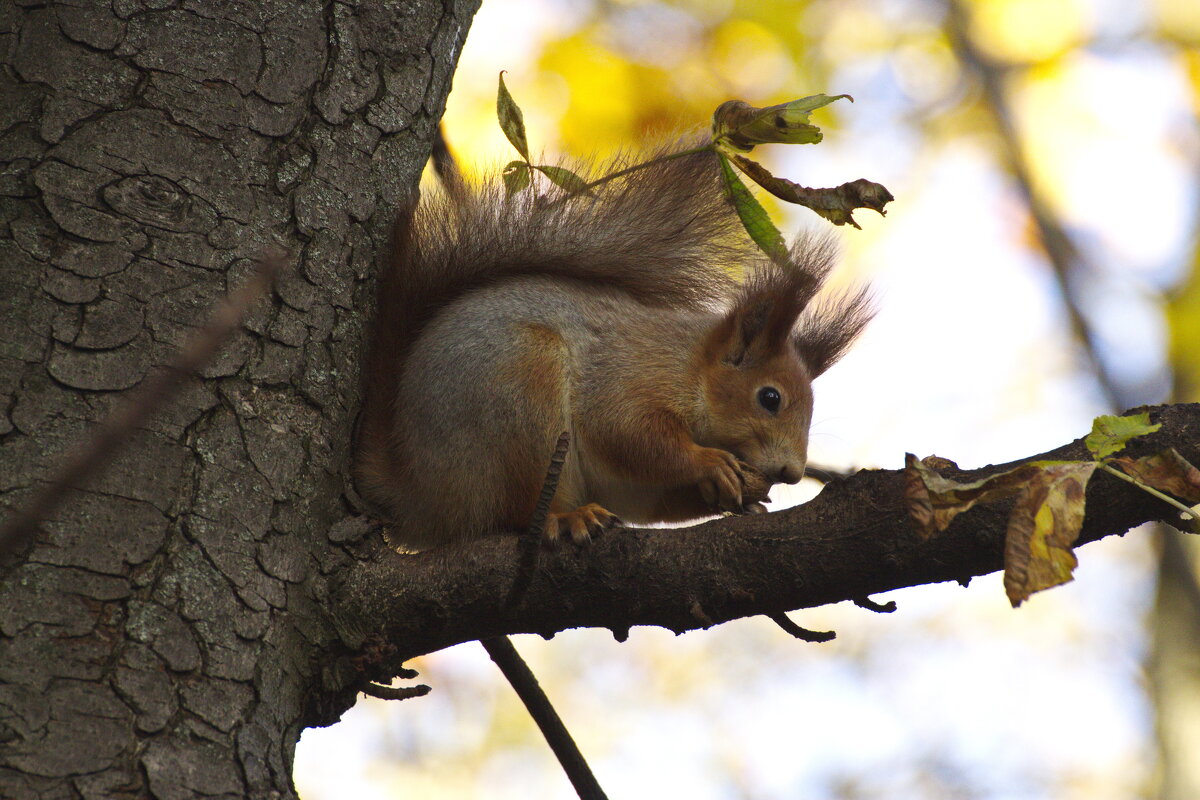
[[769, 612, 836, 643]]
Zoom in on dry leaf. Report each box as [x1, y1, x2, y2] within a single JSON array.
[[729, 155, 892, 229], [1110, 449, 1200, 504], [712, 94, 852, 152], [1003, 461, 1096, 607], [904, 454, 1036, 539]]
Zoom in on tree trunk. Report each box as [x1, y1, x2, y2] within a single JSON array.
[[0, 2, 478, 797]]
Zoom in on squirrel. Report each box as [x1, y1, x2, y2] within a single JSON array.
[[355, 147, 873, 551]]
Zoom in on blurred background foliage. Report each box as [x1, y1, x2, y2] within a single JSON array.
[[297, 0, 1200, 797]]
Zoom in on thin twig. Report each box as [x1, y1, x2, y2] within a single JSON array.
[[1099, 462, 1199, 522], [431, 123, 467, 203], [803, 463, 852, 484], [481, 637, 608, 800], [768, 612, 836, 642], [505, 431, 570, 609], [425, 133, 606, 798], [0, 251, 285, 562], [544, 145, 713, 208]]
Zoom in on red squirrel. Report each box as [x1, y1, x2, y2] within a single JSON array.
[[355, 148, 872, 550]]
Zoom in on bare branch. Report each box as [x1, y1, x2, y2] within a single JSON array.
[[481, 637, 608, 800], [333, 403, 1200, 665], [853, 596, 898, 613]]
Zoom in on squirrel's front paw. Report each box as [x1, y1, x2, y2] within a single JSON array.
[[694, 447, 748, 512], [544, 503, 622, 544]]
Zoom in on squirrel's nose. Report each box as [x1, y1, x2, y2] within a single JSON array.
[[775, 465, 802, 484]]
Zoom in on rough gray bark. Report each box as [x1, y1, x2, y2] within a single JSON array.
[[0, 2, 479, 798]]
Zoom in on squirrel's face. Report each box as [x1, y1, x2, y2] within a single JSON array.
[[700, 350, 814, 485]]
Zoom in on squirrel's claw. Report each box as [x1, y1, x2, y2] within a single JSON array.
[[544, 503, 622, 544]]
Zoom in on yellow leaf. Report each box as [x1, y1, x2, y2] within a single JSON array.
[[1003, 461, 1096, 607]]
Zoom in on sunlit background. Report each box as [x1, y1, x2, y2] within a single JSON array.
[[297, 0, 1200, 797]]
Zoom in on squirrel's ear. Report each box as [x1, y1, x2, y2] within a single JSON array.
[[707, 263, 819, 367]]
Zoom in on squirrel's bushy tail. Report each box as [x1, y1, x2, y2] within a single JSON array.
[[403, 147, 751, 319]]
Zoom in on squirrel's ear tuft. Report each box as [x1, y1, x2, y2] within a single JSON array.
[[707, 235, 840, 367], [793, 286, 874, 375]]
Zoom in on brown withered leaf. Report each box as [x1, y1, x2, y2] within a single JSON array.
[[712, 94, 852, 151], [1111, 448, 1200, 535], [729, 155, 893, 229], [1003, 461, 1096, 607], [1110, 448, 1200, 503], [904, 454, 1038, 539]]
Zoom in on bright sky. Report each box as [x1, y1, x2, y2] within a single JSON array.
[[296, 0, 1198, 797]]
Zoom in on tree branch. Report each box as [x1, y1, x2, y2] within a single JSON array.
[[331, 403, 1200, 671]]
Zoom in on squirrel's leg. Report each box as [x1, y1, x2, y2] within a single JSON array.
[[501, 325, 620, 544], [395, 316, 619, 546]]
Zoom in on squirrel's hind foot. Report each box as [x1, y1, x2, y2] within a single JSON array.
[[544, 503, 622, 544]]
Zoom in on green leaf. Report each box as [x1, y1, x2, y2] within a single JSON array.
[[534, 165, 589, 194], [497, 72, 530, 162], [712, 94, 853, 152], [717, 154, 786, 263], [1084, 412, 1161, 459], [502, 161, 531, 195]]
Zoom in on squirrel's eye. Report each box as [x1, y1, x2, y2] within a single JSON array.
[[757, 387, 782, 414]]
